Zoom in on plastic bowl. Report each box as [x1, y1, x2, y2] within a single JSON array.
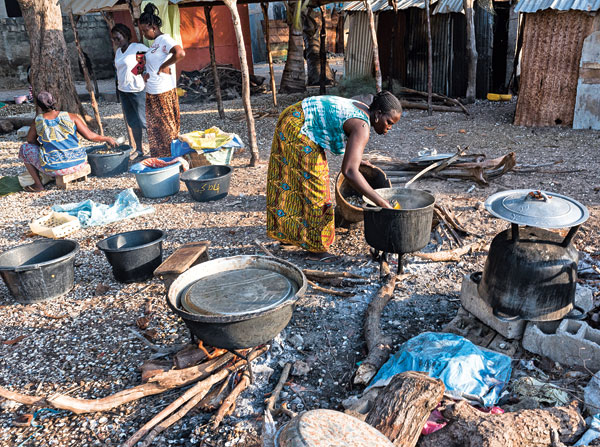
[[181, 165, 232, 202], [86, 144, 132, 177]]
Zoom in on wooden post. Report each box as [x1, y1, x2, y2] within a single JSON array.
[[126, 0, 142, 42], [387, 10, 397, 91], [102, 11, 136, 149], [319, 6, 327, 95], [204, 6, 225, 119], [364, 0, 382, 93], [261, 2, 277, 106], [464, 0, 478, 103], [223, 0, 259, 166], [68, 11, 103, 135], [424, 0, 433, 115]]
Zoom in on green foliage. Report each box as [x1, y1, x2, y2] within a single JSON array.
[[330, 76, 377, 98]]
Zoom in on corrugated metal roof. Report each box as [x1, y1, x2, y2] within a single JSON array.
[[344, 0, 464, 14], [515, 0, 600, 13]]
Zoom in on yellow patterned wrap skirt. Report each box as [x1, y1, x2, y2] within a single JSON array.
[[266, 102, 335, 253]]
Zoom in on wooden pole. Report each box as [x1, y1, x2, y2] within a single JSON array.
[[223, 0, 259, 166], [204, 6, 225, 119], [319, 6, 327, 95], [387, 10, 397, 91], [126, 0, 142, 42], [68, 12, 103, 135], [424, 0, 433, 115], [463, 0, 478, 103], [102, 11, 136, 149], [364, 0, 382, 93], [261, 3, 277, 106]]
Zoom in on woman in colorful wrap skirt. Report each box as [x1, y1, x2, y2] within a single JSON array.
[[138, 3, 186, 157], [19, 91, 117, 192], [266, 91, 402, 254]]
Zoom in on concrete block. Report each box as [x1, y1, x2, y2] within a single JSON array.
[[584, 372, 600, 415], [17, 126, 29, 139], [460, 273, 526, 339], [522, 319, 600, 371]]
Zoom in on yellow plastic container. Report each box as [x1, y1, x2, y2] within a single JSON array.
[[500, 94, 513, 101], [176, 88, 186, 97], [487, 93, 501, 101], [30, 212, 81, 239]]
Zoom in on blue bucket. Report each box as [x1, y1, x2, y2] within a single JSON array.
[[130, 159, 181, 198]]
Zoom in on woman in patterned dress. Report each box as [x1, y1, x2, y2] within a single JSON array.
[[266, 91, 402, 254], [19, 91, 117, 192]]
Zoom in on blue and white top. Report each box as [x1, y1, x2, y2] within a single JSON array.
[[299, 96, 370, 155], [35, 112, 86, 171]]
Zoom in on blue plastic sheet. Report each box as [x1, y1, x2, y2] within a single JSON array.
[[574, 414, 600, 446], [170, 134, 244, 158], [368, 332, 512, 406], [52, 188, 154, 228]]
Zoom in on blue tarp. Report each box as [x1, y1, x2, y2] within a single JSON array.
[[170, 134, 244, 158], [52, 188, 154, 228], [368, 332, 512, 406]]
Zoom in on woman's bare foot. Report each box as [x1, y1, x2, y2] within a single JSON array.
[[24, 184, 44, 193]]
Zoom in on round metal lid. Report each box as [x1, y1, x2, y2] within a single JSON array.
[[277, 409, 394, 447], [484, 189, 589, 228], [181, 267, 295, 316]]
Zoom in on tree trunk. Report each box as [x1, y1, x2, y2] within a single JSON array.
[[204, 6, 225, 119], [69, 12, 103, 135], [280, 0, 306, 93], [303, 7, 334, 87], [261, 3, 278, 106], [17, 0, 88, 120], [222, 0, 259, 166], [418, 401, 586, 447], [424, 0, 433, 115], [463, 0, 478, 103], [366, 372, 445, 447], [364, 0, 382, 92], [126, 0, 142, 42]]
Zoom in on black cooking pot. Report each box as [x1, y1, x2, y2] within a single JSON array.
[[477, 225, 584, 321], [167, 255, 306, 350], [363, 188, 435, 254]]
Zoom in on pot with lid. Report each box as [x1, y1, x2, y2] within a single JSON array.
[[478, 189, 589, 322]]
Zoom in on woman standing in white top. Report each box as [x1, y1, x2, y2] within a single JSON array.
[[111, 24, 148, 159], [138, 3, 186, 157]]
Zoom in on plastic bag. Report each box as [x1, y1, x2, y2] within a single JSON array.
[[52, 188, 154, 228], [574, 414, 600, 446], [368, 332, 512, 406]]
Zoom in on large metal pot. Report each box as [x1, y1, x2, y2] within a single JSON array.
[[167, 255, 306, 350], [362, 187, 435, 254], [477, 225, 584, 321]]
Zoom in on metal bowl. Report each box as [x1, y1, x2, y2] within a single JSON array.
[[167, 255, 306, 350]]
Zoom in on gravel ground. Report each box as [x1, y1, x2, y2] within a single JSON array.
[[0, 92, 599, 446]]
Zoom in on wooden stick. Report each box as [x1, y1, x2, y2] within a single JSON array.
[[261, 3, 277, 107], [319, 5, 327, 95], [405, 147, 467, 187], [424, 0, 433, 116], [413, 243, 481, 262], [307, 280, 354, 297], [126, 347, 266, 447], [398, 87, 469, 115], [255, 239, 276, 257], [265, 363, 292, 413], [204, 6, 225, 119], [223, 0, 259, 166], [364, 0, 382, 92], [303, 269, 365, 280], [434, 209, 463, 247], [196, 376, 231, 411], [212, 369, 251, 429], [68, 12, 103, 135]]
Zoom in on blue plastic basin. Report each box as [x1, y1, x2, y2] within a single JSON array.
[[131, 160, 181, 198]]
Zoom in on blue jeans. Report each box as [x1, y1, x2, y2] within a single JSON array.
[[120, 90, 146, 130]]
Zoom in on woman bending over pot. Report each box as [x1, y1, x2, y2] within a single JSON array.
[[266, 91, 402, 255], [19, 91, 117, 192]]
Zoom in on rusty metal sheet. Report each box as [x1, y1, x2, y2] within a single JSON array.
[[573, 31, 600, 129]]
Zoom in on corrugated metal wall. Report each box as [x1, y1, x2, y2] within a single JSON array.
[[475, 5, 494, 98], [345, 13, 378, 78], [515, 10, 599, 126]]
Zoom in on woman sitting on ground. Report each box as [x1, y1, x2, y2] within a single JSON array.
[[266, 91, 402, 257], [19, 91, 117, 192]]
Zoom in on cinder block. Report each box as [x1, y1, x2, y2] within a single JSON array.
[[460, 273, 526, 339], [522, 319, 600, 371]]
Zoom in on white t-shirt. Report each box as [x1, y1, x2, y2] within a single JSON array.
[[145, 34, 178, 95], [114, 43, 149, 93]]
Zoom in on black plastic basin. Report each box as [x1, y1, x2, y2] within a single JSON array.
[[0, 239, 79, 303], [97, 229, 165, 283], [181, 165, 232, 202], [86, 144, 132, 177]]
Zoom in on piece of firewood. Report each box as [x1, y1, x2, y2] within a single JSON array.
[[307, 280, 355, 297], [212, 369, 252, 429], [196, 377, 231, 411], [418, 400, 586, 447], [125, 347, 266, 447], [140, 360, 172, 383], [148, 352, 234, 388], [265, 363, 292, 413], [303, 269, 366, 281], [365, 372, 445, 447], [173, 345, 208, 369], [354, 274, 408, 385], [413, 243, 482, 262]]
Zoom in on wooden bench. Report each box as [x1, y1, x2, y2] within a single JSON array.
[[55, 163, 91, 190], [154, 241, 211, 289]]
